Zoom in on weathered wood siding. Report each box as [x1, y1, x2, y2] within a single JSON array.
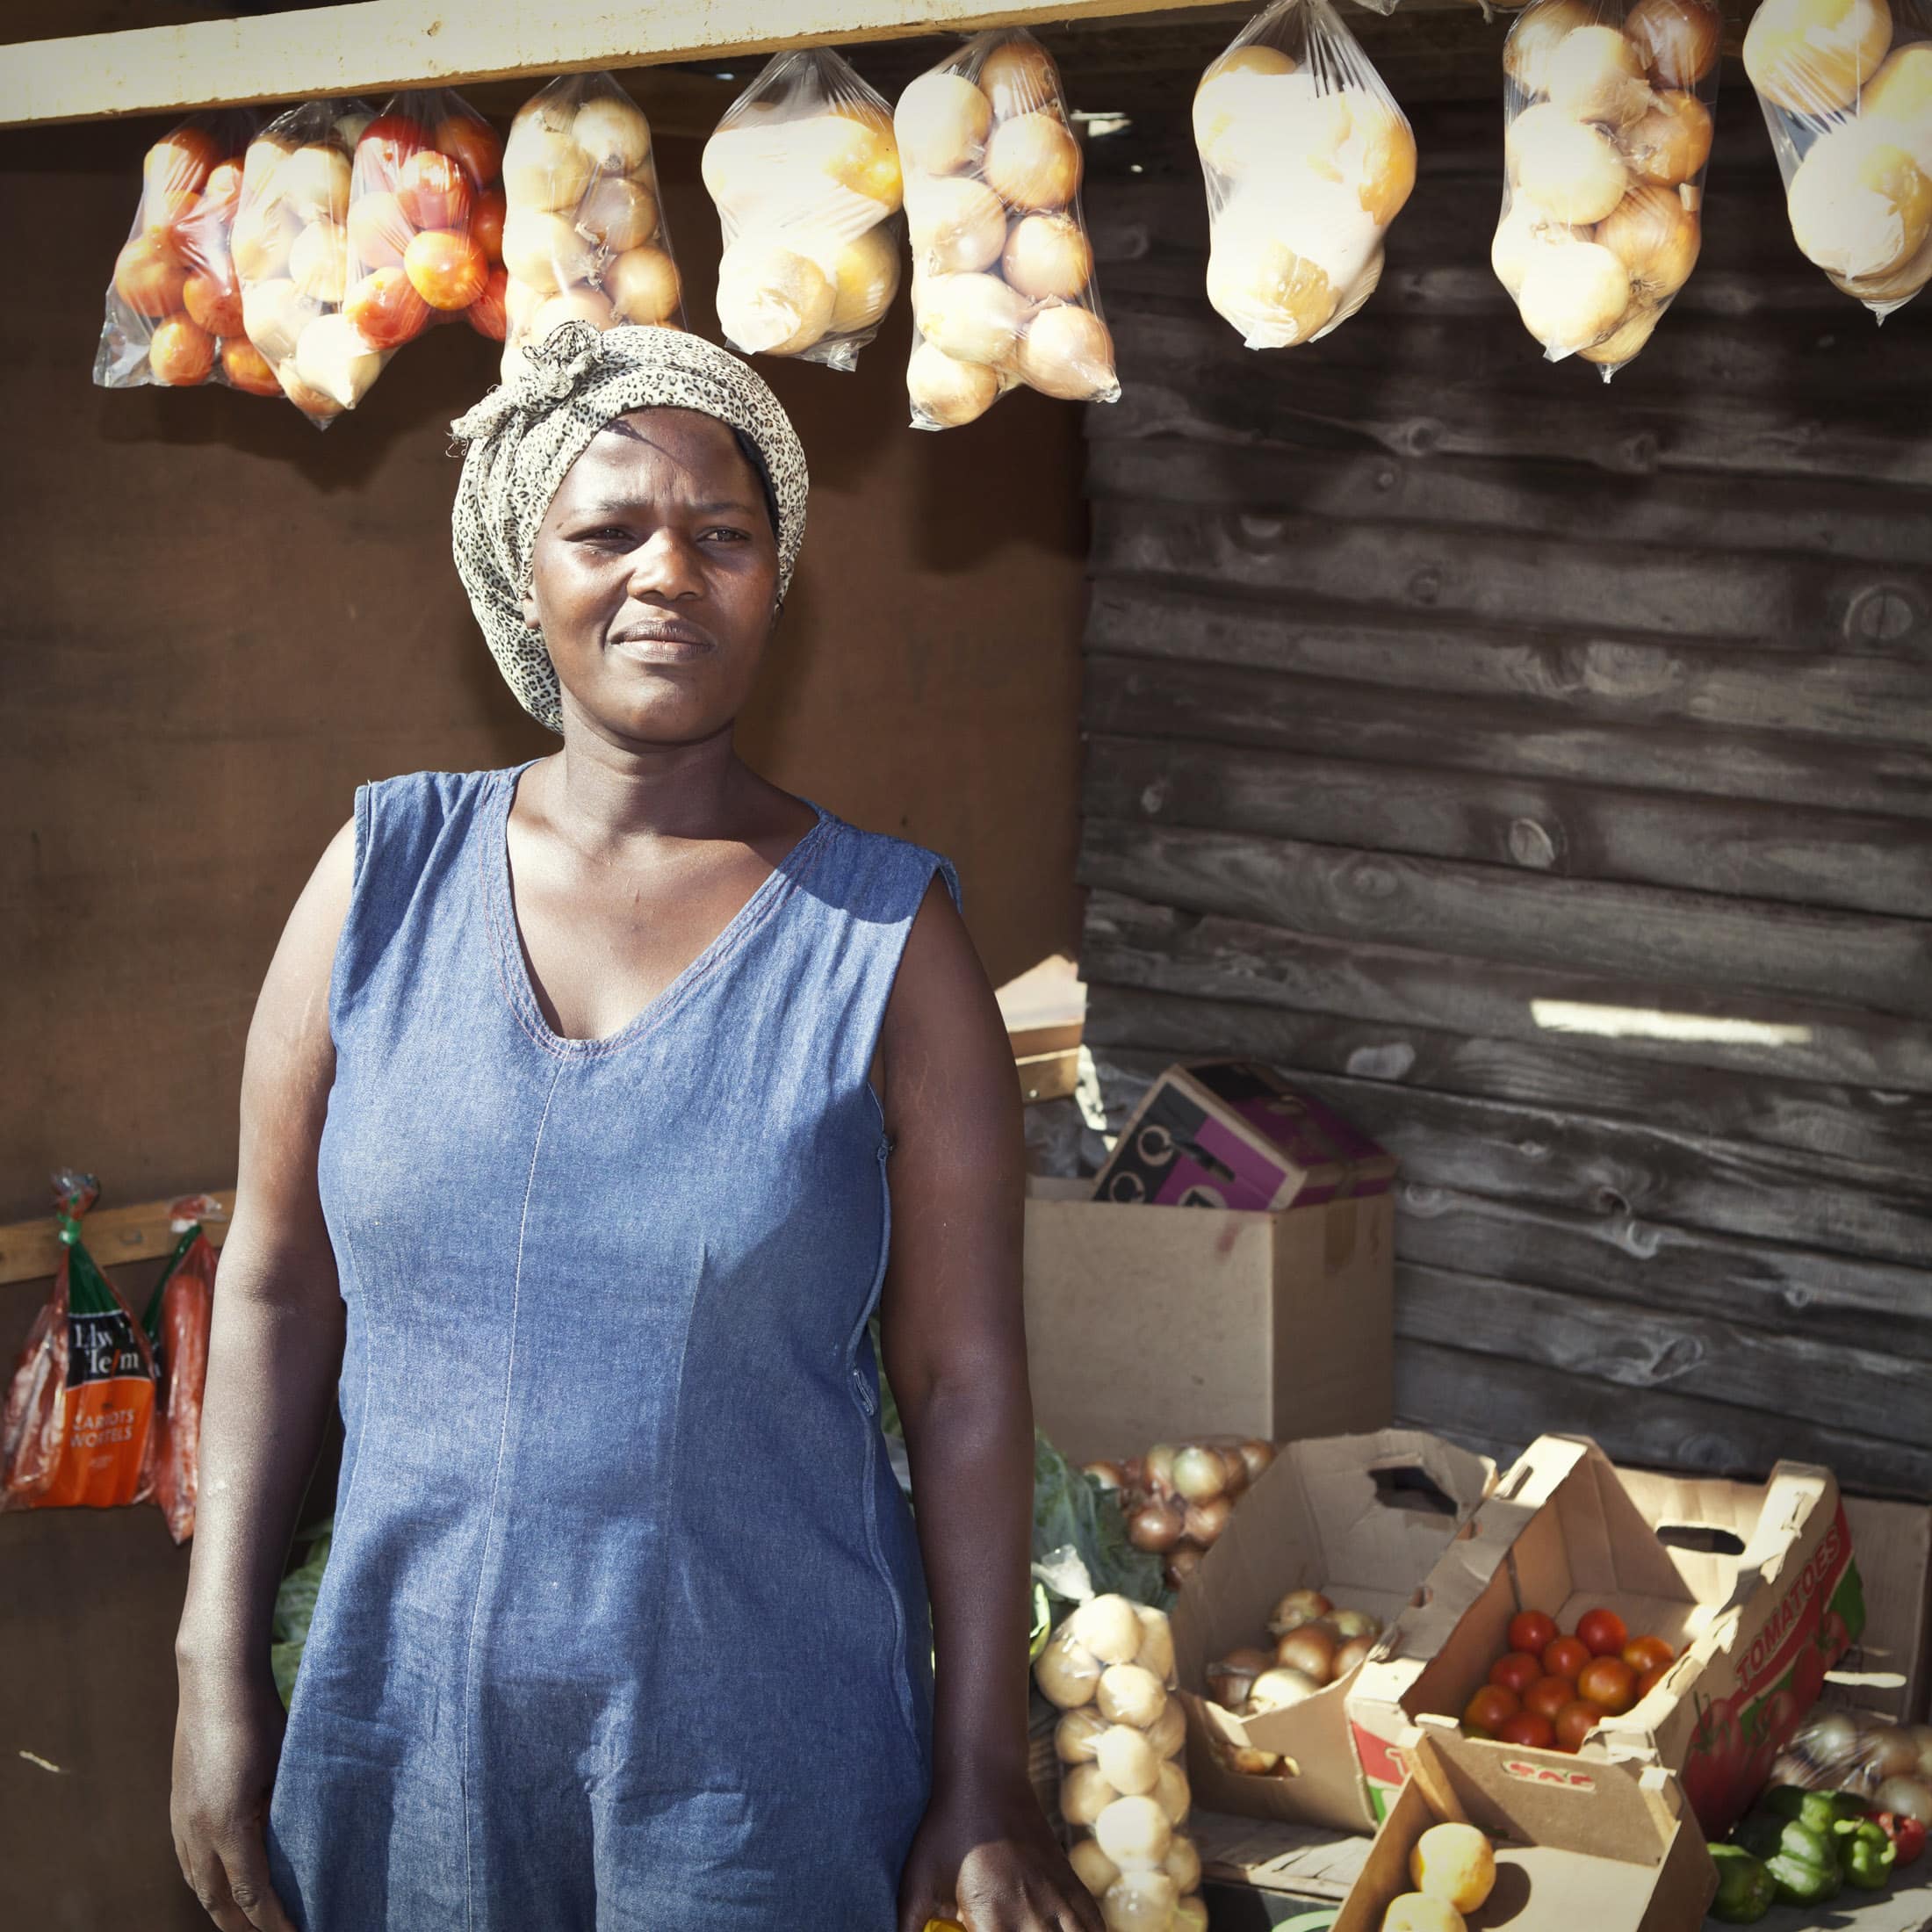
[[1076, 92, 1932, 1499]]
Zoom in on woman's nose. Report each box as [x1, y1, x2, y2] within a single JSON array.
[[624, 528, 703, 599]]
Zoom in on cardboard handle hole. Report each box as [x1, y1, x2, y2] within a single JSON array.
[[1654, 1521, 1747, 1557], [1371, 1465, 1460, 1517]]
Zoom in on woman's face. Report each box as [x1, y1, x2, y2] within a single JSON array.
[[523, 407, 781, 746]]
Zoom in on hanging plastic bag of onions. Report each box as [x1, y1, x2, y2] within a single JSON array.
[[233, 99, 378, 424], [894, 29, 1120, 429], [340, 88, 507, 386], [499, 74, 684, 384], [1034, 1595, 1208, 1931], [701, 48, 905, 370], [1194, 0, 1417, 350], [1492, 0, 1721, 377], [1744, 0, 1932, 317], [93, 111, 267, 394]]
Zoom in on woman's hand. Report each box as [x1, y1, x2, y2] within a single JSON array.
[[898, 1770, 1106, 1932], [170, 1663, 299, 1931]]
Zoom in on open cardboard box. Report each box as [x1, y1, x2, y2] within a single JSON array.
[[1350, 1437, 1856, 1839], [1171, 1430, 1496, 1832], [1330, 1726, 1715, 1932], [1022, 1177, 1394, 1463], [1618, 1461, 1924, 1728]]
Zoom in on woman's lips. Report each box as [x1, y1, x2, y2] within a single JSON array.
[[608, 625, 711, 664]]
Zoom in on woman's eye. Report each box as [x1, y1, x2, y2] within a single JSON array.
[[702, 526, 749, 544]]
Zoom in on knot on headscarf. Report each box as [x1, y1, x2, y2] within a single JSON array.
[[449, 322, 809, 733]]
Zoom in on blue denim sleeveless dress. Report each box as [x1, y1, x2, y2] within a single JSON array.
[[265, 762, 956, 1931]]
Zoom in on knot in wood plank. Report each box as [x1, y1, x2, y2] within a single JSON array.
[[1508, 818, 1560, 870]]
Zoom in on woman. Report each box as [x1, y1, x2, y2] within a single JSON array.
[[169, 324, 1103, 1932]]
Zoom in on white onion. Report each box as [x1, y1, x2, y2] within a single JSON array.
[[1094, 1793, 1171, 1872], [1096, 1662, 1168, 1729]]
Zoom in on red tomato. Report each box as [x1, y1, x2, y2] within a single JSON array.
[[1508, 1611, 1559, 1658], [144, 125, 220, 198], [1577, 1656, 1639, 1715], [1525, 1675, 1576, 1722], [1554, 1699, 1602, 1753], [1463, 1684, 1521, 1735], [344, 266, 433, 349], [1496, 1710, 1557, 1749], [404, 229, 489, 310], [182, 267, 244, 338], [148, 312, 216, 386], [470, 187, 506, 263], [358, 112, 430, 184], [347, 190, 415, 272], [114, 234, 190, 317], [1543, 1635, 1591, 1682], [435, 113, 501, 188], [1577, 1608, 1629, 1658], [1622, 1635, 1675, 1676], [1489, 1651, 1542, 1697], [220, 337, 282, 395], [395, 148, 472, 231], [1636, 1665, 1669, 1700], [466, 264, 508, 340]]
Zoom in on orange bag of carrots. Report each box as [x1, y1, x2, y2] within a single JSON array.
[[2, 1171, 158, 1512], [141, 1195, 223, 1543]]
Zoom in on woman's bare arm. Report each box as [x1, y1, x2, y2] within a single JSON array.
[[881, 880, 1102, 1932], [171, 820, 355, 1932]]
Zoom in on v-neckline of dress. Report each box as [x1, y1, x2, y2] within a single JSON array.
[[483, 759, 833, 1058]]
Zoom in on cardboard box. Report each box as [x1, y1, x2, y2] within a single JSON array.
[[1619, 1463, 1931, 1727], [1351, 1437, 1861, 1840], [1022, 1178, 1394, 1463], [1171, 1430, 1496, 1832], [1091, 1060, 1397, 1210], [1330, 1727, 1715, 1932]]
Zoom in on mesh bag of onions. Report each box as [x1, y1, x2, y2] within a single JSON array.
[[700, 49, 905, 371], [233, 100, 379, 424], [499, 74, 684, 384], [1194, 0, 1417, 350], [1493, 0, 1722, 377], [894, 29, 1121, 429], [1744, 0, 1932, 318], [336, 89, 508, 388], [1034, 1596, 1208, 1932], [93, 111, 264, 394]]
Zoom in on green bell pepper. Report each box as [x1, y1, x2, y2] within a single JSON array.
[[1734, 1812, 1843, 1906], [1708, 1845, 1777, 1923], [1759, 1785, 1868, 1832], [1835, 1816, 1898, 1892]]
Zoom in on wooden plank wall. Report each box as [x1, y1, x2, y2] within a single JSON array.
[[1074, 87, 1932, 1501]]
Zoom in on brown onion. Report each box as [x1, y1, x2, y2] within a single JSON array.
[[1171, 1445, 1228, 1503], [1333, 1635, 1375, 1680], [1206, 1659, 1258, 1710], [1144, 1444, 1178, 1496], [1276, 1625, 1339, 1683], [1165, 1546, 1202, 1589], [1128, 1498, 1185, 1554], [1183, 1496, 1235, 1546], [1217, 1445, 1251, 1495], [1082, 1460, 1126, 1492], [1267, 1588, 1333, 1636], [1238, 1439, 1277, 1482]]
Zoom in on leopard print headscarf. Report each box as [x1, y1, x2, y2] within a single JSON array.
[[450, 321, 809, 733]]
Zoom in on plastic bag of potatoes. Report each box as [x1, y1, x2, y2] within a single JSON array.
[[500, 73, 684, 383], [1492, 0, 1722, 376], [1194, 0, 1417, 349], [1745, 0, 1932, 316], [341, 89, 507, 382], [94, 111, 268, 393], [1034, 1595, 1208, 1932], [701, 48, 904, 370], [234, 100, 380, 423], [894, 28, 1120, 429]]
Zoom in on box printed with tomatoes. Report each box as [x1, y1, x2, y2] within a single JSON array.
[[1347, 1436, 1863, 1840]]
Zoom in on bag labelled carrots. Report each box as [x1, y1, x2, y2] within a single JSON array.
[[141, 1196, 222, 1543], [2, 1171, 158, 1512]]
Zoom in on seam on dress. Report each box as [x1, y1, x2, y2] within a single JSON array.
[[460, 1054, 563, 1932]]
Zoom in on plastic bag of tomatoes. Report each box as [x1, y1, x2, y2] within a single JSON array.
[[234, 98, 377, 424], [93, 110, 272, 394], [344, 90, 508, 365], [499, 73, 685, 386]]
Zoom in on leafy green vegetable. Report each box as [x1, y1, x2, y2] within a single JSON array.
[[1031, 1428, 1171, 1614], [270, 1519, 333, 1707]]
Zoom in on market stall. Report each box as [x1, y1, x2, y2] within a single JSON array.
[[3, 0, 1929, 1927]]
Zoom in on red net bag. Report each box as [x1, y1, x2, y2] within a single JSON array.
[[93, 110, 268, 393], [140, 1195, 223, 1544], [2, 1171, 158, 1513]]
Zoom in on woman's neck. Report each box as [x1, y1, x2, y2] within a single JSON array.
[[532, 726, 753, 857]]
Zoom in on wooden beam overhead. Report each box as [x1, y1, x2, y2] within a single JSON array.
[[1, 0, 1290, 128]]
